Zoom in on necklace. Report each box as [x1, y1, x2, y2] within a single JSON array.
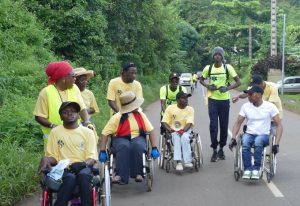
[[54, 84, 64, 103]]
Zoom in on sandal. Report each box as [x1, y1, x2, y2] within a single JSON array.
[[135, 174, 144, 182]]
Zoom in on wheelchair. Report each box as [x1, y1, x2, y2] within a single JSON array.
[[106, 134, 154, 192], [233, 131, 277, 183], [41, 163, 111, 206], [158, 130, 203, 173]]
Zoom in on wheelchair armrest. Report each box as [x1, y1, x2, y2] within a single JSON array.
[[92, 167, 99, 176]]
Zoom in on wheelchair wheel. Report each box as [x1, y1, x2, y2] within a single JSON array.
[[195, 133, 203, 168], [158, 135, 166, 169], [234, 171, 240, 181], [41, 189, 53, 206], [146, 159, 154, 192], [99, 164, 111, 206], [166, 160, 171, 173], [269, 134, 277, 178], [266, 172, 271, 183], [234, 136, 242, 181]]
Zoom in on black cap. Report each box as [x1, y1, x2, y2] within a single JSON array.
[[250, 74, 263, 86], [176, 91, 192, 99], [169, 72, 180, 80], [59, 101, 81, 114], [122, 62, 136, 71], [243, 85, 264, 95]]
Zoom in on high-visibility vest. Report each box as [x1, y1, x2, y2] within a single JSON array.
[[41, 84, 77, 135]]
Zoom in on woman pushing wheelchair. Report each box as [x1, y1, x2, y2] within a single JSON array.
[[99, 91, 160, 185]]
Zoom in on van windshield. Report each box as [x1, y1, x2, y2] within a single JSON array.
[[181, 73, 191, 77]]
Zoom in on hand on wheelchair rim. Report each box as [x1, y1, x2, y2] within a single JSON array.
[[272, 144, 279, 154], [228, 138, 237, 151], [151, 147, 160, 159], [98, 150, 108, 163]]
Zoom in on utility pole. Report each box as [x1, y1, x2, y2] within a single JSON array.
[[281, 14, 286, 95], [271, 0, 277, 56], [249, 24, 252, 60]]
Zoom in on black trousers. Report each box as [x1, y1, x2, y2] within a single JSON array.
[[208, 98, 230, 149], [54, 167, 93, 206]]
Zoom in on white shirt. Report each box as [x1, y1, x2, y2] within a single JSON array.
[[239, 100, 279, 135]]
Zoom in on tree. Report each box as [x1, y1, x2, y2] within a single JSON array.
[[23, 0, 117, 76]]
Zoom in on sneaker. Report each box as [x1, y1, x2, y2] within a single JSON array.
[[218, 148, 225, 160], [211, 150, 218, 162], [176, 162, 183, 171], [184, 162, 193, 168], [251, 170, 260, 179], [242, 170, 252, 179]]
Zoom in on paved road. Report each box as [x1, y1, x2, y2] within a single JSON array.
[[17, 85, 300, 206]]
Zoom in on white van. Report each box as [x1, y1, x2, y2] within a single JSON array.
[[277, 76, 300, 93]]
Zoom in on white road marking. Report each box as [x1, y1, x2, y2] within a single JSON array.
[[263, 178, 284, 197], [228, 129, 285, 198]]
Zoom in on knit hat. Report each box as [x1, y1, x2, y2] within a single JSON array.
[[212, 47, 225, 59], [45, 61, 73, 84]]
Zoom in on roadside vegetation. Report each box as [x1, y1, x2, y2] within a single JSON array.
[[0, 0, 299, 205], [280, 94, 300, 114]]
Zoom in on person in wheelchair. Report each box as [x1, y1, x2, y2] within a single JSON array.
[[38, 101, 97, 206], [161, 91, 194, 171], [99, 91, 160, 184], [232, 74, 283, 135], [159, 72, 187, 134], [229, 85, 283, 179]]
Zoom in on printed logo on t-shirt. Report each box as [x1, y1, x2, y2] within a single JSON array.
[[57, 140, 64, 148], [174, 121, 181, 129], [117, 90, 122, 95], [211, 76, 217, 81], [79, 142, 85, 151]]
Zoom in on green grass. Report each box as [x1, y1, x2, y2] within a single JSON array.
[[280, 94, 300, 114], [0, 140, 42, 206]]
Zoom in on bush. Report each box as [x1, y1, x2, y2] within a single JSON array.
[[0, 139, 42, 206]]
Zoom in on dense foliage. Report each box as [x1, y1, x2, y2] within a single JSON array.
[[0, 0, 299, 205]]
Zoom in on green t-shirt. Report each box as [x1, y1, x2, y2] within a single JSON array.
[[202, 64, 237, 100], [160, 85, 187, 106]]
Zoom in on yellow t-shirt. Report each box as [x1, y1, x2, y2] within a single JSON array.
[[264, 81, 283, 118], [102, 112, 153, 138], [202, 64, 237, 100], [46, 125, 97, 163], [33, 84, 86, 119], [160, 85, 187, 106], [106, 77, 143, 114], [161, 104, 194, 131], [81, 89, 100, 114], [192, 74, 198, 81]]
